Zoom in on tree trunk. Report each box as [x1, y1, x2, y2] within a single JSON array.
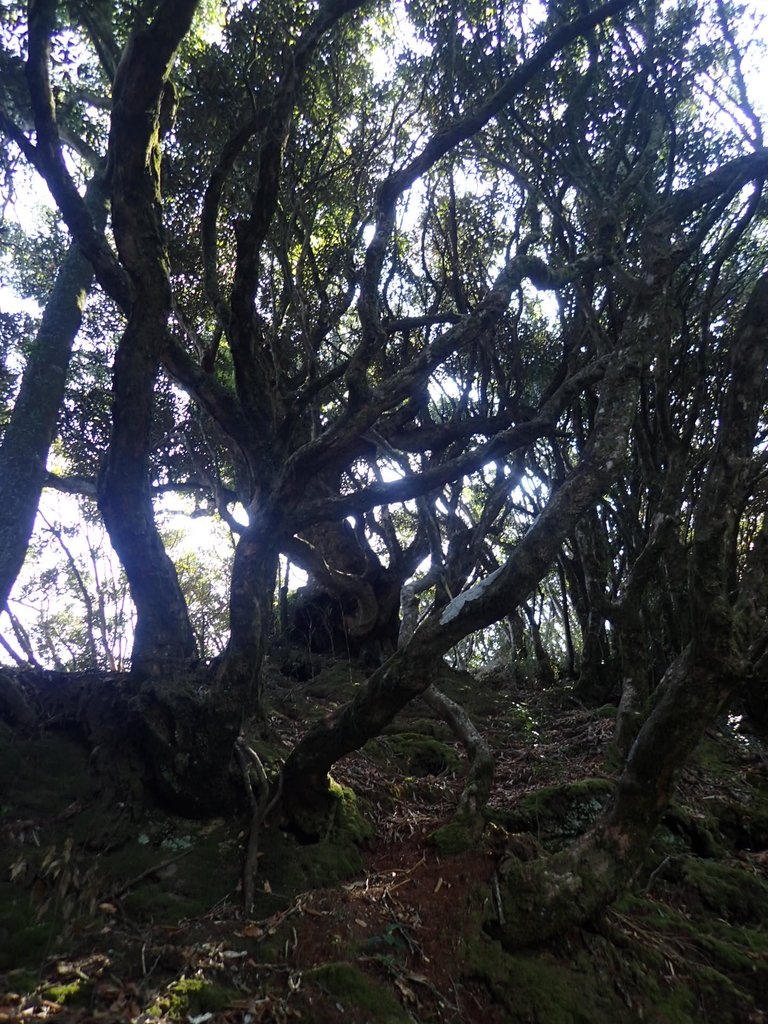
[[613, 616, 649, 756], [215, 521, 279, 717], [288, 520, 402, 663], [98, 305, 197, 673], [0, 176, 107, 611], [493, 640, 738, 948], [522, 600, 556, 685], [98, 11, 199, 674]]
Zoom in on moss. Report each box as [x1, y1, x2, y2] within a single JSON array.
[[661, 804, 723, 858], [148, 977, 237, 1020], [679, 857, 768, 925], [464, 896, 766, 1024], [691, 734, 736, 774], [43, 979, 93, 1006], [609, 892, 767, 1018], [0, 727, 23, 798], [594, 704, 618, 719], [307, 962, 410, 1023], [1, 968, 40, 994], [104, 823, 240, 924], [711, 798, 768, 851], [491, 778, 614, 849], [368, 732, 459, 776], [123, 883, 207, 921], [305, 662, 366, 701], [328, 777, 373, 844], [462, 933, 627, 1023], [652, 986, 697, 1022], [430, 815, 483, 855], [3, 734, 97, 820], [383, 716, 451, 740], [283, 775, 372, 849], [251, 784, 371, 917], [615, 892, 768, 970], [433, 668, 500, 718]]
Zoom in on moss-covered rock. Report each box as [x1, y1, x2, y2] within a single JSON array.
[[283, 775, 372, 844], [383, 716, 451, 740], [251, 781, 371, 916], [305, 662, 367, 702], [430, 814, 484, 855], [463, 932, 630, 1023], [368, 732, 459, 776], [102, 819, 240, 924], [678, 856, 768, 925], [710, 796, 768, 852], [660, 803, 723, 859], [307, 962, 410, 1023], [490, 778, 614, 849]]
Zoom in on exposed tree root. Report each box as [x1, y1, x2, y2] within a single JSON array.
[[421, 681, 494, 823]]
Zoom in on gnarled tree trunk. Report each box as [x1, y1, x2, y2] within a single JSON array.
[[98, 6, 199, 675]]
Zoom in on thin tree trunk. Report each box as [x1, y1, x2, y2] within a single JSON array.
[[422, 682, 494, 822], [522, 600, 556, 685], [557, 560, 576, 676]]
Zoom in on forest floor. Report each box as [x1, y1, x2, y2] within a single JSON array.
[[1, 660, 768, 1023]]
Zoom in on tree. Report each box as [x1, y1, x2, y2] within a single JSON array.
[[0, 0, 766, 943]]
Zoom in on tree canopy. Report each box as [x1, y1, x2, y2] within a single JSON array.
[[1, 0, 767, 945]]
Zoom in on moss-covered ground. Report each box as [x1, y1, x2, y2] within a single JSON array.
[[1, 659, 767, 1022]]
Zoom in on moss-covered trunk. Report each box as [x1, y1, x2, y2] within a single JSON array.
[[98, 4, 199, 676]]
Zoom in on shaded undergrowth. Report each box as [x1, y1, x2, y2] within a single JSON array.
[[1, 659, 767, 1022]]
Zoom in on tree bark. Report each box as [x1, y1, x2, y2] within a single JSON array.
[[215, 521, 279, 717], [98, 2, 199, 674], [0, 176, 107, 611]]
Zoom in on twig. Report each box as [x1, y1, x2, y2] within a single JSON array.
[[644, 855, 673, 893], [235, 738, 279, 916], [492, 871, 505, 925]]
